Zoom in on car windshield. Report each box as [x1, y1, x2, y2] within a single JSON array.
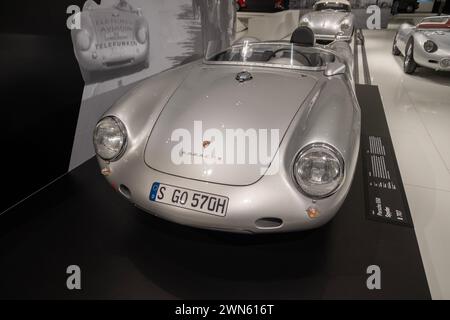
[[417, 16, 450, 29], [314, 2, 350, 12], [205, 42, 336, 69]]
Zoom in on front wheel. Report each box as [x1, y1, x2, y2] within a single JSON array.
[[404, 39, 417, 74], [346, 28, 354, 44], [392, 33, 401, 56]]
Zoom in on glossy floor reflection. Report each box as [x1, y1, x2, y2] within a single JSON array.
[[364, 28, 450, 299]]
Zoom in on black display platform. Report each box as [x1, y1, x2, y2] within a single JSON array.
[[0, 85, 431, 299]]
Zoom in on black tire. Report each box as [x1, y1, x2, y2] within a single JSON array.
[[404, 38, 417, 74], [347, 28, 354, 44], [392, 33, 401, 56], [406, 5, 414, 13]]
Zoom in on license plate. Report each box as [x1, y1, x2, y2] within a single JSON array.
[[149, 182, 228, 217]]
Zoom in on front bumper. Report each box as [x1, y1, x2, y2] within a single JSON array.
[[416, 57, 450, 71], [97, 154, 353, 234], [412, 44, 450, 71], [75, 44, 149, 72]]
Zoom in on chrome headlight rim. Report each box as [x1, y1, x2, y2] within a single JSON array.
[[293, 143, 345, 199], [424, 40, 438, 53], [93, 116, 128, 162], [440, 58, 450, 68], [340, 22, 350, 31]]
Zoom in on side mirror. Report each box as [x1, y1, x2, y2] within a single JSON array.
[[324, 62, 346, 76]]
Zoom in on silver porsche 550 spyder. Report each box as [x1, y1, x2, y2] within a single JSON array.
[[93, 27, 361, 234], [71, 0, 149, 79], [393, 16, 450, 74], [299, 0, 355, 43]]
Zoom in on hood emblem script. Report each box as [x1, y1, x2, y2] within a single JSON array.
[[236, 71, 253, 83]]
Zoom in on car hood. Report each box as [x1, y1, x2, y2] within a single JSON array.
[[421, 30, 450, 49], [304, 11, 351, 33], [144, 65, 317, 186]]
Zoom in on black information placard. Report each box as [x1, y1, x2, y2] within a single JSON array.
[[362, 134, 413, 227]]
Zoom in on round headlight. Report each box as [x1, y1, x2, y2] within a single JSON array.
[[340, 22, 350, 31], [93, 116, 127, 161], [424, 40, 437, 53], [441, 58, 450, 68], [75, 29, 91, 51], [136, 24, 148, 44], [293, 143, 344, 198]]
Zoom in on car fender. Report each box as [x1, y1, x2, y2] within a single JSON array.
[[396, 22, 415, 55], [281, 76, 361, 192], [101, 61, 199, 158]]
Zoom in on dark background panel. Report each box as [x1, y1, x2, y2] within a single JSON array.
[[241, 0, 282, 12], [0, 0, 87, 213], [432, 0, 450, 14]]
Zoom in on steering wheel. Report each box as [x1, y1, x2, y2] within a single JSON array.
[[269, 48, 312, 66]]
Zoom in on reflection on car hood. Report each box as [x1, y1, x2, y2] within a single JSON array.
[[144, 65, 317, 186], [305, 11, 351, 31]]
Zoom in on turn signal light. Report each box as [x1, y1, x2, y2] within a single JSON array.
[[306, 207, 319, 219], [101, 167, 111, 176]]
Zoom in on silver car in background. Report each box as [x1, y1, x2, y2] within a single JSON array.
[[71, 0, 149, 81], [393, 16, 450, 74], [93, 28, 361, 233], [299, 0, 355, 43]]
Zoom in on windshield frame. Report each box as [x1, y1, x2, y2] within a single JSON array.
[[203, 41, 339, 72], [417, 16, 450, 30], [313, 2, 351, 12]]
